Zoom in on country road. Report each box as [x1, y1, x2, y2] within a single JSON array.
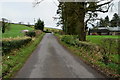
[[15, 33, 104, 78]]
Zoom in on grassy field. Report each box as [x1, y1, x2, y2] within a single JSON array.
[[44, 27, 62, 33], [87, 35, 119, 54], [87, 35, 119, 45], [2, 24, 34, 38]]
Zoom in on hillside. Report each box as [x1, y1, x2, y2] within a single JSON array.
[[2, 24, 34, 38]]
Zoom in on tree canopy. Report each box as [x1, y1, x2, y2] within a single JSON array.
[[110, 13, 120, 27], [96, 13, 120, 27], [35, 18, 44, 31]]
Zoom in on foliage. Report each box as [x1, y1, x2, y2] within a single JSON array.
[[61, 35, 79, 46], [97, 13, 120, 27], [99, 18, 105, 27], [35, 18, 44, 31], [110, 13, 120, 27], [1, 18, 11, 33], [104, 16, 110, 27], [44, 27, 63, 34], [98, 16, 109, 27], [25, 31, 36, 37], [87, 35, 119, 54], [34, 30, 43, 36], [2, 37, 32, 55]]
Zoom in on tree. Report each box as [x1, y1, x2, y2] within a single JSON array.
[[99, 18, 105, 27], [104, 16, 110, 27], [35, 18, 44, 31], [57, 0, 113, 41], [2, 18, 10, 33], [96, 16, 109, 27], [110, 13, 120, 27], [34, 0, 113, 41]]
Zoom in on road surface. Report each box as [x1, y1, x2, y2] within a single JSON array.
[[15, 33, 104, 78]]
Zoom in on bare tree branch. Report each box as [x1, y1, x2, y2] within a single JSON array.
[[85, 13, 92, 27], [86, 0, 113, 12], [95, 3, 112, 13], [33, 0, 44, 7]]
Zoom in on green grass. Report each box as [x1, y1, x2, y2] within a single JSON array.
[[87, 35, 119, 57], [2, 24, 34, 38], [2, 33, 45, 78], [86, 35, 119, 45]]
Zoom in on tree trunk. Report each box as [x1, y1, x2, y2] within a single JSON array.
[[76, 3, 86, 41], [2, 19, 5, 33]]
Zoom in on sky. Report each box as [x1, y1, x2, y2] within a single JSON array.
[[0, 0, 119, 29]]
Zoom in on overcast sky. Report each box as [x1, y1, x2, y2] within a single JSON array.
[[0, 0, 119, 29]]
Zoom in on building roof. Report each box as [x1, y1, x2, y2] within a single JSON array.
[[92, 26, 120, 32], [108, 27, 120, 32], [90, 29, 109, 33]]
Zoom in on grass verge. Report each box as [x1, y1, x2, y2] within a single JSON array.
[[2, 33, 45, 78], [55, 34, 120, 78]]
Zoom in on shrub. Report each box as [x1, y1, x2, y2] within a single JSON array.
[[101, 38, 119, 54], [25, 31, 36, 37], [35, 30, 42, 36], [61, 35, 79, 46], [2, 37, 32, 55]]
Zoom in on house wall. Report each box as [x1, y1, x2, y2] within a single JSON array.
[[110, 32, 120, 35]]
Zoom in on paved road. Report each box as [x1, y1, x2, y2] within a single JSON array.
[[15, 33, 104, 78]]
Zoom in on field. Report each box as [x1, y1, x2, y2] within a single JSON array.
[[87, 35, 119, 45], [44, 27, 62, 34], [2, 24, 34, 38]]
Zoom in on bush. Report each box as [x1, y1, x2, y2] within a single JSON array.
[[61, 35, 79, 46], [25, 31, 36, 37], [35, 30, 42, 36], [101, 38, 119, 54], [2, 37, 32, 55]]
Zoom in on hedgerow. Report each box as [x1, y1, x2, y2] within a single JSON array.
[[57, 35, 120, 78], [2, 33, 45, 78], [25, 31, 36, 37], [2, 37, 32, 55]]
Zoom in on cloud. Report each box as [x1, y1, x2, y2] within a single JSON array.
[[0, 0, 60, 29]]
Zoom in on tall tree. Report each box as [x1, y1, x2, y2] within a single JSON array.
[[104, 16, 110, 27], [110, 13, 120, 27], [2, 18, 10, 33], [99, 18, 105, 27]]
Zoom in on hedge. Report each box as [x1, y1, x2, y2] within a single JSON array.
[[2, 37, 32, 55], [59, 35, 120, 77], [25, 31, 36, 37]]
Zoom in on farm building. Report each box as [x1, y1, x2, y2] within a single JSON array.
[[88, 26, 120, 35]]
